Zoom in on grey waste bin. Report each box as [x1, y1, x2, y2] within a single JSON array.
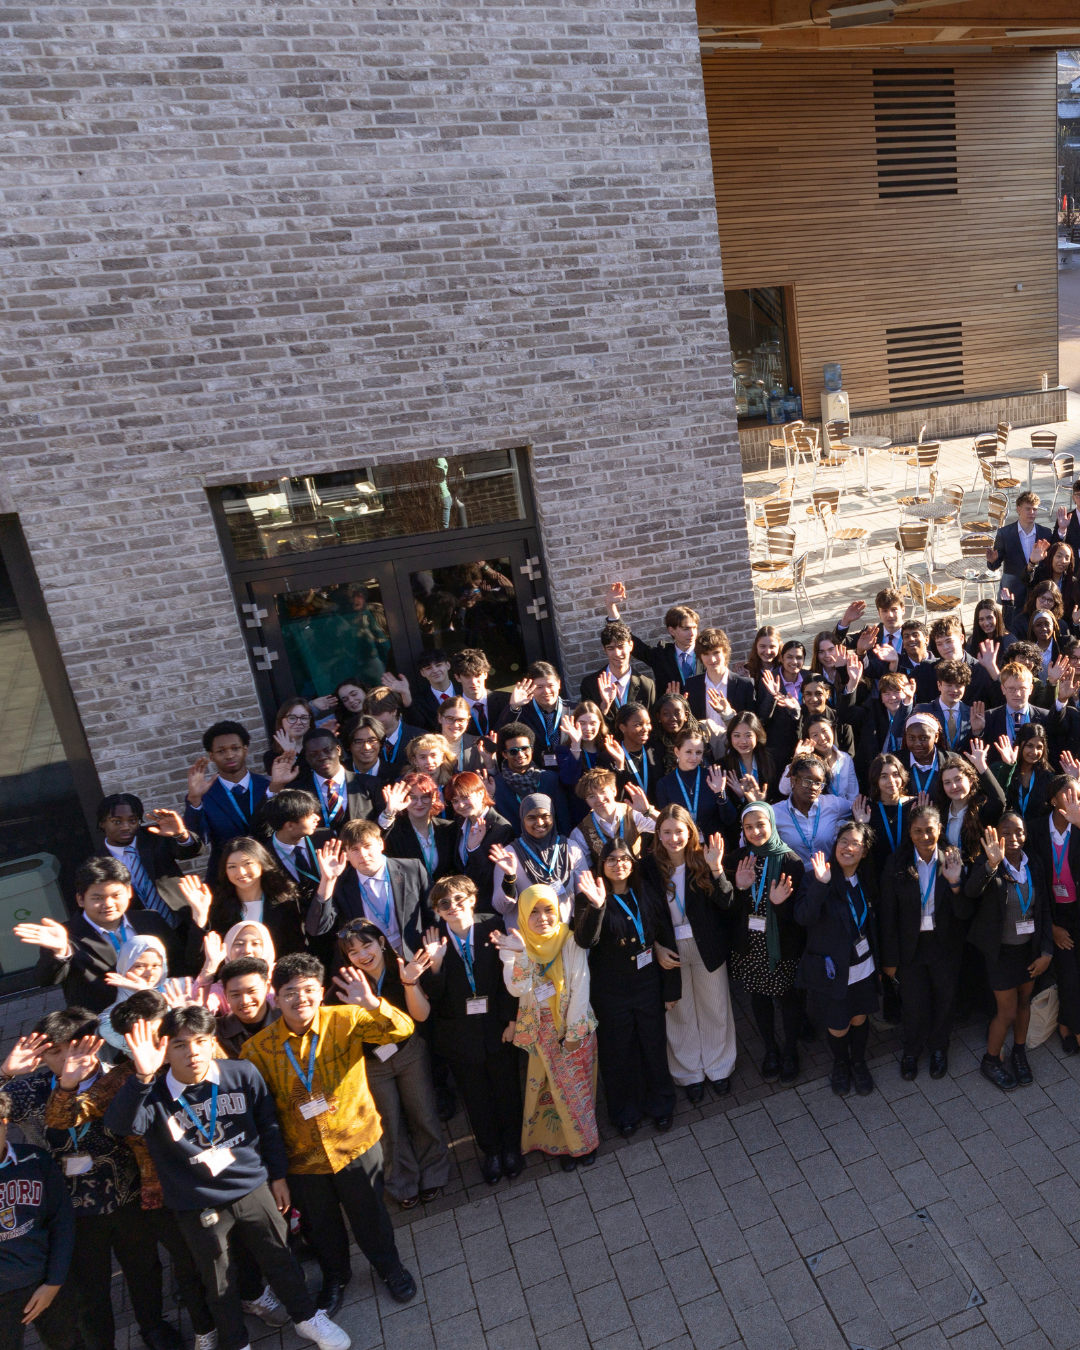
[[0, 853, 66, 975]]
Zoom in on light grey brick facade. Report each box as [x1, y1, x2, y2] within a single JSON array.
[[0, 0, 751, 802]]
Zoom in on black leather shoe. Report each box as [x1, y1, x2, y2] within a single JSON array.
[[851, 1061, 874, 1096], [383, 1262, 417, 1304], [760, 1049, 781, 1083], [619, 1121, 639, 1140], [560, 1156, 578, 1172], [929, 1050, 948, 1079], [708, 1077, 731, 1098], [502, 1151, 525, 1179], [480, 1153, 502, 1185], [685, 1082, 706, 1104], [779, 1051, 800, 1085], [579, 1149, 598, 1167], [317, 1279, 347, 1317], [141, 1325, 183, 1350], [981, 1053, 1017, 1091], [1061, 1030, 1079, 1056], [900, 1054, 919, 1081], [1011, 1043, 1033, 1086], [653, 1113, 674, 1132], [830, 1061, 851, 1096]]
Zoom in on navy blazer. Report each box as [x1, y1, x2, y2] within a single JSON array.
[[957, 855, 1053, 966], [913, 700, 973, 754], [685, 672, 756, 723], [988, 521, 1054, 604], [878, 846, 966, 967], [412, 680, 463, 732], [630, 633, 702, 693], [794, 871, 879, 997], [579, 668, 657, 722], [983, 704, 1056, 763], [183, 774, 271, 879], [377, 722, 429, 781]]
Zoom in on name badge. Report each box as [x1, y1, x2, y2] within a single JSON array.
[[374, 1043, 398, 1062], [1016, 920, 1036, 936], [543, 753, 559, 768], [636, 950, 653, 970], [748, 915, 766, 933], [299, 1096, 330, 1119], [534, 980, 556, 1000], [855, 938, 870, 957], [65, 1154, 92, 1177], [920, 914, 935, 931], [674, 923, 693, 941], [1055, 884, 1071, 898], [466, 996, 488, 1015], [195, 1147, 234, 1177]]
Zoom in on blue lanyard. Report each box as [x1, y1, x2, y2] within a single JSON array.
[[751, 864, 768, 914], [1005, 862, 1033, 917], [878, 801, 903, 853], [283, 1035, 318, 1095], [376, 969, 386, 996], [612, 887, 645, 947], [316, 775, 343, 825], [625, 749, 648, 796], [940, 703, 963, 748], [518, 837, 565, 881], [919, 861, 937, 917], [538, 957, 559, 980], [581, 749, 595, 769], [220, 779, 253, 826], [790, 801, 821, 855], [178, 1083, 218, 1146], [360, 876, 394, 935], [1006, 706, 1029, 743], [1018, 773, 1034, 816], [675, 767, 701, 820], [532, 698, 563, 748], [449, 926, 475, 994], [68, 1124, 90, 1149], [847, 878, 868, 933], [911, 758, 937, 794], [1053, 830, 1071, 878], [413, 825, 437, 874], [591, 811, 624, 842]]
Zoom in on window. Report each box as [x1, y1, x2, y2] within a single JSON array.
[[219, 448, 526, 563], [729, 288, 795, 421]]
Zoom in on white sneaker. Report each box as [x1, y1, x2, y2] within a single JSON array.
[[295, 1308, 351, 1350], [241, 1286, 289, 1328], [194, 1335, 218, 1350]]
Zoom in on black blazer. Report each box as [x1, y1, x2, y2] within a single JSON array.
[[419, 913, 518, 1064], [983, 704, 1055, 762], [849, 699, 912, 788], [764, 701, 854, 772], [957, 856, 1053, 966], [1028, 814, 1080, 900], [413, 680, 463, 732], [640, 855, 732, 972], [913, 655, 995, 707], [988, 521, 1055, 603], [614, 744, 664, 806], [305, 857, 430, 960], [572, 883, 681, 1004], [450, 808, 515, 902], [655, 770, 724, 840], [291, 767, 380, 828], [685, 672, 756, 723], [205, 888, 308, 959], [375, 723, 429, 781], [35, 909, 188, 1014], [794, 870, 879, 997], [383, 814, 458, 882], [579, 668, 657, 721], [878, 847, 966, 968], [630, 633, 702, 693], [495, 700, 564, 763], [727, 850, 806, 963], [94, 827, 202, 885], [466, 690, 512, 739]]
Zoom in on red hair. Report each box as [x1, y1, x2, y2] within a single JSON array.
[[447, 771, 493, 809], [399, 770, 444, 816]]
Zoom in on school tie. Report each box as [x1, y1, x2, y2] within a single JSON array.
[[679, 651, 694, 682], [294, 844, 321, 884], [946, 709, 957, 745], [324, 781, 341, 818], [229, 783, 250, 821], [473, 703, 488, 735], [122, 847, 180, 928]]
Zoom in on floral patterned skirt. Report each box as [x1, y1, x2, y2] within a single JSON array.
[[521, 1006, 599, 1158]]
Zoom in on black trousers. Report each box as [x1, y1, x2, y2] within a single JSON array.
[[176, 1183, 316, 1350], [67, 1200, 164, 1350], [449, 1043, 525, 1157], [0, 1282, 79, 1350], [287, 1142, 399, 1285], [143, 1205, 215, 1336], [592, 981, 675, 1130], [899, 947, 962, 1054], [1053, 901, 1080, 1030], [749, 989, 803, 1055]]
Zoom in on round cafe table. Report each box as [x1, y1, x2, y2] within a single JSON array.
[[744, 481, 780, 500], [944, 556, 998, 603], [837, 434, 892, 498], [1007, 445, 1057, 491], [905, 500, 956, 569]]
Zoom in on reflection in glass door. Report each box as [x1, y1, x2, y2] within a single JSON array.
[[274, 575, 397, 700], [409, 557, 527, 690]]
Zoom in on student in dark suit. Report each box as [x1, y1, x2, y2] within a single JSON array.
[[257, 789, 332, 896], [450, 649, 512, 739], [305, 818, 430, 962], [913, 659, 975, 754], [294, 728, 379, 827], [445, 771, 515, 904], [579, 621, 657, 724], [927, 616, 999, 706], [1027, 775, 1080, 1053], [411, 649, 461, 731], [95, 794, 202, 928], [986, 491, 1054, 607], [418, 876, 523, 1184], [604, 582, 703, 693], [15, 857, 186, 1015], [979, 660, 1057, 763], [195, 835, 308, 959], [685, 628, 756, 723], [494, 662, 567, 769], [362, 688, 427, 782], [379, 772, 459, 882], [849, 672, 915, 785], [184, 721, 290, 880], [1053, 478, 1080, 556], [490, 722, 568, 835]]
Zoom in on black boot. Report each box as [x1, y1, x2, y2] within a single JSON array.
[[830, 1031, 851, 1096], [1011, 1042, 1033, 1086]]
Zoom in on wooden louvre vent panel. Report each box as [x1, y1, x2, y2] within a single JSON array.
[[873, 69, 958, 200], [885, 321, 964, 403]]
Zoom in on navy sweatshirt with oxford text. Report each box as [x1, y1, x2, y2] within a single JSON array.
[[0, 1143, 75, 1295]]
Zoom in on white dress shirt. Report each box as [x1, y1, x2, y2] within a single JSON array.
[[167, 1058, 221, 1102], [916, 854, 937, 921], [1018, 523, 1038, 563], [356, 864, 402, 952]]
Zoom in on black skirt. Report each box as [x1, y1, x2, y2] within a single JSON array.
[[807, 973, 880, 1031], [985, 944, 1035, 992]]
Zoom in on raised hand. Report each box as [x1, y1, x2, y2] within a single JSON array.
[[333, 965, 381, 1009], [596, 671, 617, 712], [707, 685, 734, 719], [179, 875, 214, 929], [603, 734, 625, 769], [422, 929, 448, 972], [1061, 751, 1080, 780], [760, 669, 781, 699], [468, 812, 489, 850], [1, 1033, 50, 1079], [309, 694, 339, 712], [999, 587, 1013, 604], [770, 874, 794, 906], [382, 671, 411, 700], [273, 727, 296, 755], [187, 756, 215, 805], [268, 752, 300, 791], [577, 871, 607, 908], [381, 780, 412, 816], [316, 838, 347, 884], [793, 738, 816, 759], [734, 855, 756, 890], [1059, 666, 1078, 703], [811, 850, 831, 883], [981, 826, 1005, 867], [201, 931, 225, 972], [146, 808, 188, 837], [964, 739, 989, 775], [560, 714, 582, 748], [703, 833, 724, 873], [104, 970, 154, 991], [1049, 656, 1068, 685], [740, 775, 765, 802], [1064, 785, 1080, 828], [969, 701, 986, 735], [398, 949, 433, 984], [509, 678, 537, 710], [724, 769, 747, 801], [856, 623, 881, 656], [1073, 605, 1080, 628], [605, 581, 626, 612], [705, 765, 727, 796], [163, 976, 204, 1009], [488, 843, 518, 880], [58, 1035, 103, 1090], [873, 643, 899, 666], [916, 790, 930, 807], [489, 928, 526, 953], [1032, 538, 1051, 564], [125, 1019, 168, 1082], [479, 770, 497, 799], [1058, 505, 1069, 534], [942, 847, 963, 885], [665, 681, 682, 697], [840, 600, 867, 629], [978, 640, 1000, 676], [623, 782, 651, 815], [12, 917, 71, 957], [993, 734, 1016, 766]]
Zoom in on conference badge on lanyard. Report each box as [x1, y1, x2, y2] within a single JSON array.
[[285, 1035, 330, 1119], [919, 861, 937, 931]]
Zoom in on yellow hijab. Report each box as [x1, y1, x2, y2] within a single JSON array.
[[518, 884, 571, 1033]]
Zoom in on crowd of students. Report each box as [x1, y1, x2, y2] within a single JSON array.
[[7, 486, 1080, 1350]]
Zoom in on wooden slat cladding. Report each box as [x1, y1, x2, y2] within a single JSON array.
[[873, 69, 958, 199], [703, 52, 1058, 421]]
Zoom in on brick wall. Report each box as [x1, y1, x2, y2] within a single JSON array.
[[0, 0, 752, 804]]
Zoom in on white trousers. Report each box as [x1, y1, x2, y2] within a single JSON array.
[[665, 935, 737, 1085]]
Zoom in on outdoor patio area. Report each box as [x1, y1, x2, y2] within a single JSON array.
[[741, 395, 1080, 652]]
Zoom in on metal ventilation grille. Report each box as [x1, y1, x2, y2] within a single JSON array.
[[885, 321, 964, 402], [873, 68, 958, 199]]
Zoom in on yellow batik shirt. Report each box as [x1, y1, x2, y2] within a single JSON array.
[[240, 1002, 413, 1174]]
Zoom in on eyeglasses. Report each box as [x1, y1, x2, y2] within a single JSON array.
[[284, 714, 310, 726], [436, 894, 470, 910]]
